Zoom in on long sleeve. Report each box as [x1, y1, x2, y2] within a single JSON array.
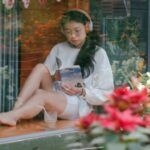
[[44, 45, 58, 75], [83, 48, 114, 105], [44, 42, 80, 75]]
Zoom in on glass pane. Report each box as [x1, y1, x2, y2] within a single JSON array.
[[90, 0, 148, 86], [0, 1, 19, 112]]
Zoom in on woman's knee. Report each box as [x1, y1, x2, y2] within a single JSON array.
[[34, 89, 49, 104], [33, 63, 50, 75]]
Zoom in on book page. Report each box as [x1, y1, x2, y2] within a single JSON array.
[[59, 65, 83, 87]]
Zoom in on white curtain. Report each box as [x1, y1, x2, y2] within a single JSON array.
[[0, 1, 19, 112]]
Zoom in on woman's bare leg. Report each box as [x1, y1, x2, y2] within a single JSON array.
[[0, 89, 67, 126], [14, 64, 52, 109]]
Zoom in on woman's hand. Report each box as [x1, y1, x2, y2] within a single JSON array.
[[54, 70, 61, 81], [61, 83, 83, 96]]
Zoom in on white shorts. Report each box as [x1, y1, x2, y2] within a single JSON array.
[[58, 93, 80, 120]]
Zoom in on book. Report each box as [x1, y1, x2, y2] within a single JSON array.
[[54, 65, 83, 90]]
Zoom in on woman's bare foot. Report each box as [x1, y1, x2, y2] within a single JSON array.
[[13, 97, 24, 110], [13, 101, 24, 110], [0, 113, 17, 126]]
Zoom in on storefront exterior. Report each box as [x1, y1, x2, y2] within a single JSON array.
[[0, 0, 150, 110]]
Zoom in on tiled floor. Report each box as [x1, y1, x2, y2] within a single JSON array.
[[0, 119, 76, 138]]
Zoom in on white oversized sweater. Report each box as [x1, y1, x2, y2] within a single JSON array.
[[44, 42, 114, 117]]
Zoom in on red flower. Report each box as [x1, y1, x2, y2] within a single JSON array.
[[98, 105, 144, 132], [76, 86, 148, 133], [76, 112, 99, 129], [143, 115, 150, 127], [108, 86, 148, 111]]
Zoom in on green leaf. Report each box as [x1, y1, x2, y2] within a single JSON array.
[[137, 127, 150, 135], [105, 131, 119, 142], [90, 126, 104, 136], [90, 137, 105, 146], [127, 143, 143, 150], [142, 145, 150, 150], [106, 143, 126, 150], [145, 108, 150, 113], [65, 135, 77, 141], [67, 142, 83, 149], [122, 132, 149, 142]]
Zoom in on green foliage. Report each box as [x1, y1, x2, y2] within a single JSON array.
[[103, 17, 146, 86], [66, 125, 150, 150], [0, 66, 9, 79]]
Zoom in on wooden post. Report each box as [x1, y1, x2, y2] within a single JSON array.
[[68, 0, 89, 12]]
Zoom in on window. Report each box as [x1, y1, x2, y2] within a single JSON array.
[[90, 0, 148, 86], [0, 1, 19, 111]]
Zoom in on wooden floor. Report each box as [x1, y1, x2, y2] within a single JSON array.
[[0, 119, 76, 139]]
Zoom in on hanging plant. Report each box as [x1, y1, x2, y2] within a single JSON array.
[[2, 0, 15, 9], [2, 0, 62, 9], [22, 0, 30, 8]]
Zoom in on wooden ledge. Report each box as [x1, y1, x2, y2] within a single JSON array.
[[0, 119, 78, 144], [0, 119, 79, 150]]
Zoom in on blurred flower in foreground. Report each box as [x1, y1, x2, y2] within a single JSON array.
[[108, 86, 148, 112], [67, 86, 150, 150], [131, 72, 150, 109], [132, 72, 150, 92]]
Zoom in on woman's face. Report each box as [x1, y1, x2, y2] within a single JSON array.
[[63, 21, 87, 48]]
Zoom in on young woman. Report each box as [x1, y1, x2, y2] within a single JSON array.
[[0, 9, 114, 126]]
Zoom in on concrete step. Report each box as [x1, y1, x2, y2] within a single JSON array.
[[0, 119, 78, 150]]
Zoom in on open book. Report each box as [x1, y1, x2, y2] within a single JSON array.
[[59, 65, 83, 87], [54, 65, 83, 90]]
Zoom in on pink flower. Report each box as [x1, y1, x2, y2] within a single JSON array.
[[98, 105, 144, 132]]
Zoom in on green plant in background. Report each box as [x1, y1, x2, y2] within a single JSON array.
[[139, 72, 150, 89], [111, 56, 146, 87], [111, 17, 140, 51], [103, 17, 146, 87], [0, 66, 9, 80], [105, 17, 140, 52], [0, 66, 16, 111]]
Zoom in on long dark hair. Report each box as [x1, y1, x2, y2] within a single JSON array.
[[60, 10, 101, 78]]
